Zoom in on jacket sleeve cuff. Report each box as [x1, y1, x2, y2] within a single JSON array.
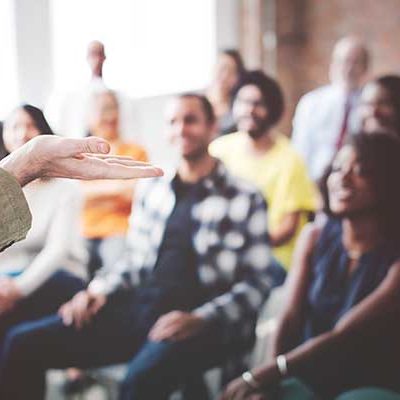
[[0, 168, 32, 252], [88, 274, 124, 296]]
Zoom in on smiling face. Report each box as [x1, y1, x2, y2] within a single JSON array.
[[327, 145, 377, 217], [165, 96, 216, 161], [359, 82, 399, 137], [3, 109, 41, 152], [232, 84, 270, 139]]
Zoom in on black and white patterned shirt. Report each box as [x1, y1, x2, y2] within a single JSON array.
[[91, 161, 284, 342]]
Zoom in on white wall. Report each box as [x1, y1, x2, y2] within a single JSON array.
[[10, 0, 241, 170], [216, 0, 240, 50], [14, 0, 53, 107]]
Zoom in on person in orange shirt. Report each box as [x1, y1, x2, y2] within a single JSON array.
[[82, 89, 148, 277]]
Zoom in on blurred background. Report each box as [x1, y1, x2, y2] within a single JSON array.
[[1, 0, 399, 165]]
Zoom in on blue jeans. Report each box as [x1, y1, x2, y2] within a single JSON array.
[[0, 289, 228, 400]]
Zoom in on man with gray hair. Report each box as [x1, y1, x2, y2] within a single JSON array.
[[292, 36, 370, 181]]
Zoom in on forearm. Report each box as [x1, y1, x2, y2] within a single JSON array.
[[269, 213, 301, 247], [271, 312, 303, 358], [254, 328, 366, 392]]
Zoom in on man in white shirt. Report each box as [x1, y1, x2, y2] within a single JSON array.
[[292, 36, 370, 181], [46, 41, 141, 143]]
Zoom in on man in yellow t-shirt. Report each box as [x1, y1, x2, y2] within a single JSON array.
[[210, 70, 317, 269]]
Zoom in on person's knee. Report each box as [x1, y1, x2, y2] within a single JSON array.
[[2, 324, 40, 365]]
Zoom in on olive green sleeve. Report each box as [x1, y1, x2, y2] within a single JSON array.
[[0, 168, 32, 252]]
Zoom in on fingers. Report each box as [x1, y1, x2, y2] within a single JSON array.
[[58, 302, 73, 326], [88, 294, 106, 315], [148, 311, 183, 341], [50, 137, 111, 159], [74, 137, 110, 155], [57, 155, 163, 180], [58, 291, 93, 329], [81, 157, 164, 180], [83, 154, 151, 163]]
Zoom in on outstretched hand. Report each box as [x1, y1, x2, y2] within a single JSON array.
[[0, 135, 164, 186]]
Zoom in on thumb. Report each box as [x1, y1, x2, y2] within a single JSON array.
[[68, 137, 110, 156]]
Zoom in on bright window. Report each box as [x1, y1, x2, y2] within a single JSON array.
[[0, 0, 18, 119], [50, 0, 216, 97]]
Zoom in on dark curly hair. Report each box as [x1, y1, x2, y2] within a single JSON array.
[[233, 70, 284, 128]]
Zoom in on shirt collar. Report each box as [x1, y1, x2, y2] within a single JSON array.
[[167, 159, 228, 195]]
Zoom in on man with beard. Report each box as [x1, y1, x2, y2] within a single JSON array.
[[210, 71, 317, 270], [0, 94, 285, 400]]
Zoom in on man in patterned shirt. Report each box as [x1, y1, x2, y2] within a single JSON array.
[[0, 94, 285, 400]]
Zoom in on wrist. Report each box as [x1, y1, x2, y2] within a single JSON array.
[[276, 354, 289, 378], [0, 155, 29, 186], [87, 279, 108, 298], [251, 361, 282, 389], [241, 370, 262, 390]]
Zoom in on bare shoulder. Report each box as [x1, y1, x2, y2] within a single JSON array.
[[296, 221, 323, 256]]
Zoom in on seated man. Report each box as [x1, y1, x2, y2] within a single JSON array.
[[0, 94, 285, 400], [210, 71, 317, 270]]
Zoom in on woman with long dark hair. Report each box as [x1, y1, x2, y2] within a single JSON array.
[[221, 133, 400, 399], [206, 49, 246, 135], [0, 104, 87, 343]]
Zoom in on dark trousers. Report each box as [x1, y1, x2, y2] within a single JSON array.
[[0, 288, 228, 400], [0, 270, 86, 344]]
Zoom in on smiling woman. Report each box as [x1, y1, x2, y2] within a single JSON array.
[[221, 132, 400, 400]]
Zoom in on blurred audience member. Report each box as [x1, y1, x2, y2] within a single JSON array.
[[0, 105, 87, 342], [82, 89, 148, 277], [292, 36, 370, 180], [206, 49, 246, 135], [221, 133, 400, 400], [359, 75, 400, 138], [210, 71, 317, 270], [0, 94, 285, 400], [45, 40, 141, 143]]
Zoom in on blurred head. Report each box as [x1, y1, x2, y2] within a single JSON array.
[[87, 40, 106, 78], [3, 104, 54, 153], [320, 133, 400, 236], [359, 75, 400, 138], [329, 36, 369, 91], [87, 90, 120, 140], [212, 49, 245, 96], [232, 70, 284, 139], [165, 93, 216, 161]]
